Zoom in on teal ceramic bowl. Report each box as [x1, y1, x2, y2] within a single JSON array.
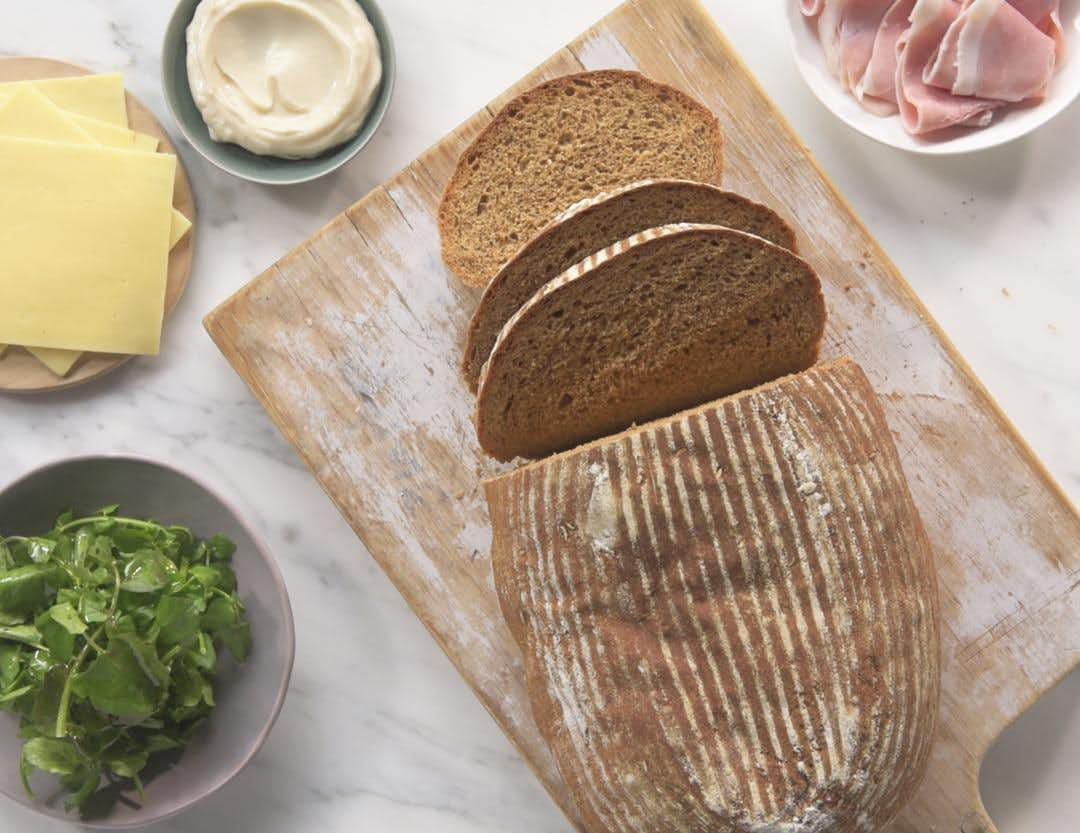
[[162, 0, 395, 185]]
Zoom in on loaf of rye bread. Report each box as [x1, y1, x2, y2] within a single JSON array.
[[439, 70, 724, 287], [475, 224, 826, 461], [485, 358, 941, 833], [461, 180, 796, 391]]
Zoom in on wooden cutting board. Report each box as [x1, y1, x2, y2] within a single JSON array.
[[204, 2, 1080, 830]]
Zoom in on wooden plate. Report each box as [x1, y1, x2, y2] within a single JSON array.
[[0, 57, 196, 394]]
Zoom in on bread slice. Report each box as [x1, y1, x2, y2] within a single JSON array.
[[485, 357, 941, 833], [439, 70, 724, 287], [475, 224, 826, 461], [461, 180, 796, 391]]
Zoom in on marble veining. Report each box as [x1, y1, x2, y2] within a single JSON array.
[[0, 2, 1076, 832]]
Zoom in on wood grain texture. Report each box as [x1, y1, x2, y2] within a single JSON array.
[[0, 57, 195, 395], [486, 358, 941, 833], [203, 2, 1080, 831]]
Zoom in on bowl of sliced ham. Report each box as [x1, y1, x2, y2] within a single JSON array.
[[787, 0, 1080, 153]]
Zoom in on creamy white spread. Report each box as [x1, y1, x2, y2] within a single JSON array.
[[186, 0, 383, 159]]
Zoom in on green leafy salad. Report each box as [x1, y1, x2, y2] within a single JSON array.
[[0, 506, 250, 816]]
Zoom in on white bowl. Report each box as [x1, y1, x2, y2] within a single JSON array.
[[784, 0, 1080, 154]]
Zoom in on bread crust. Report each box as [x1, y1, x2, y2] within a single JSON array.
[[439, 70, 725, 287], [485, 358, 942, 833]]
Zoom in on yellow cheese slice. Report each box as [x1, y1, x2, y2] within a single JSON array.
[[134, 132, 159, 152], [0, 94, 182, 228], [0, 91, 98, 373], [0, 88, 96, 144], [26, 203, 187, 377], [0, 342, 71, 377], [170, 212, 192, 248], [23, 346, 81, 377], [61, 117, 185, 246], [68, 115, 161, 154], [69, 113, 136, 149], [0, 89, 191, 376], [0, 74, 128, 127], [0, 137, 176, 355], [4, 96, 188, 246]]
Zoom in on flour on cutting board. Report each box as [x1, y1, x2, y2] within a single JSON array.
[[571, 30, 636, 70], [268, 312, 502, 655], [264, 199, 542, 713]]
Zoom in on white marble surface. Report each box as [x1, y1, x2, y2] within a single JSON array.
[[0, 1, 1077, 831]]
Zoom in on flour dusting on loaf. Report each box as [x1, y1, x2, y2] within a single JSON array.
[[485, 359, 941, 833]]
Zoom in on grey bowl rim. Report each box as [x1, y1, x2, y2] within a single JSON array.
[[0, 452, 296, 829], [161, 0, 397, 186]]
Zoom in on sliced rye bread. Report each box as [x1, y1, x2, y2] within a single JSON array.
[[461, 179, 797, 391], [439, 70, 724, 288], [475, 224, 826, 462]]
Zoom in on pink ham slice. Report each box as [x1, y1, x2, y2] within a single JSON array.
[[897, 0, 1005, 134], [856, 0, 918, 112], [814, 0, 899, 91], [924, 0, 1057, 101], [801, 0, 827, 14], [1010, 0, 1064, 54]]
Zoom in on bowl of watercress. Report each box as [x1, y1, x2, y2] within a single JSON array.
[[0, 456, 294, 826]]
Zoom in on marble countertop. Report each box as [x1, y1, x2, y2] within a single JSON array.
[[0, 2, 1077, 831]]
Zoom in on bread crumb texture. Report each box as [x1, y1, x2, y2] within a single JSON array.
[[476, 225, 826, 462], [439, 70, 724, 287], [461, 180, 796, 390]]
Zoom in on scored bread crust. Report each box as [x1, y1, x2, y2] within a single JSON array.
[[461, 179, 798, 391], [439, 70, 725, 287], [475, 223, 826, 462], [484, 357, 942, 833]]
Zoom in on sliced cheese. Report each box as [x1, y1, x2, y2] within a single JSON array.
[[69, 113, 137, 149], [69, 114, 161, 154], [0, 92, 96, 374], [24, 346, 82, 377], [0, 73, 128, 127], [0, 87, 96, 144], [170, 211, 192, 248], [0, 137, 176, 355], [0, 91, 181, 216], [57, 115, 187, 246], [134, 132, 159, 152], [0, 88, 191, 376]]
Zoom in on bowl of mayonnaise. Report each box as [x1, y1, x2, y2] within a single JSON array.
[[163, 0, 395, 185]]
